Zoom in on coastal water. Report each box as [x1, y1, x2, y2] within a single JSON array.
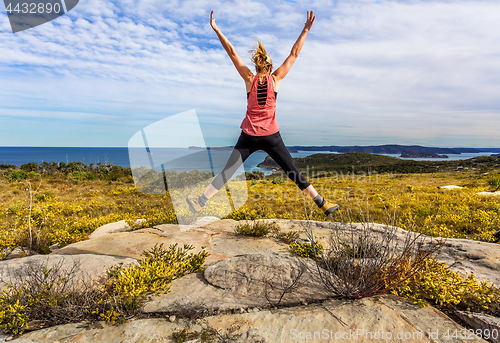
[[0, 147, 498, 175], [0, 147, 323, 175]]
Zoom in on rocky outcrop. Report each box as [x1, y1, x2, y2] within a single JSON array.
[[439, 185, 463, 189], [144, 252, 331, 313], [52, 219, 288, 265], [1, 218, 499, 342], [455, 311, 500, 343], [48, 218, 500, 289], [434, 237, 500, 286], [256, 155, 281, 170], [89, 219, 145, 239], [477, 191, 500, 196], [1, 295, 488, 342], [437, 184, 500, 197]]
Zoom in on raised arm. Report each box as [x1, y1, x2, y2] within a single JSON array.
[[210, 11, 253, 84], [272, 11, 315, 83]]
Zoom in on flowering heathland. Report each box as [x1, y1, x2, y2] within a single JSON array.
[[1, 167, 499, 257]]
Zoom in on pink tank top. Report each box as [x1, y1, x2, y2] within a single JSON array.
[[240, 74, 279, 136]]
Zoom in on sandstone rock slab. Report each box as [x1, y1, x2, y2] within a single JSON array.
[[143, 271, 262, 313], [54, 220, 287, 265], [8, 295, 488, 343], [53, 229, 227, 263], [455, 311, 500, 343], [204, 253, 326, 298], [210, 233, 288, 257], [440, 185, 463, 189], [89, 219, 145, 239], [144, 252, 331, 313], [434, 239, 500, 286], [477, 191, 500, 196]]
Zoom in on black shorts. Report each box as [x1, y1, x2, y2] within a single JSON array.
[[211, 131, 311, 191]]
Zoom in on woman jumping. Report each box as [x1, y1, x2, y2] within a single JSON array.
[[186, 10, 338, 216]]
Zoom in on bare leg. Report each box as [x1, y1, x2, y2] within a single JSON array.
[[303, 184, 318, 199], [203, 184, 219, 199]]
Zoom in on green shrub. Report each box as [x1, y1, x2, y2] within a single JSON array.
[[8, 170, 27, 181], [289, 241, 324, 258], [72, 171, 95, 181], [0, 164, 16, 170], [20, 163, 39, 173], [35, 190, 55, 202], [245, 171, 264, 180], [274, 230, 300, 244], [107, 243, 208, 298], [6, 201, 23, 216], [238, 220, 300, 244], [392, 258, 500, 312], [105, 173, 120, 181], [27, 171, 40, 180], [234, 221, 279, 237], [488, 177, 500, 191]]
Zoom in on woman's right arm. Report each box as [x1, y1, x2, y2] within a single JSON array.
[[272, 11, 315, 84], [210, 11, 253, 84]]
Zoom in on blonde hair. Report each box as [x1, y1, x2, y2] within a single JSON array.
[[249, 40, 272, 73]]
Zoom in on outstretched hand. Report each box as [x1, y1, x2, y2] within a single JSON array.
[[210, 10, 219, 32], [304, 10, 315, 31]]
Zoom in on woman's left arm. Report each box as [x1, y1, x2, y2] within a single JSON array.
[[210, 11, 253, 84]]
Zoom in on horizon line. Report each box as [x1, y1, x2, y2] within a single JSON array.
[[1, 145, 500, 149]]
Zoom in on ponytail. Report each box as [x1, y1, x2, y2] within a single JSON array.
[[249, 40, 272, 73]]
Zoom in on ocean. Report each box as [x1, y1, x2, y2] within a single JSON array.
[[0, 147, 498, 175]]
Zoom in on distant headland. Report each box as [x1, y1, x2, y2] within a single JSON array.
[[190, 144, 500, 155], [400, 150, 449, 158], [285, 144, 500, 155]]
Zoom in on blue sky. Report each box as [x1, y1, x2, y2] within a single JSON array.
[[1, 0, 500, 148]]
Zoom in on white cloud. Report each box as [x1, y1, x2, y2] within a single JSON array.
[[0, 0, 499, 147]]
